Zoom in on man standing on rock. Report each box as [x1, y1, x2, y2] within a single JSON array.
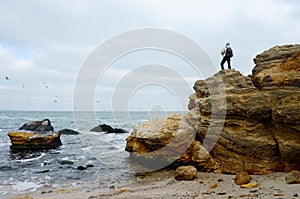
[[220, 42, 233, 70]]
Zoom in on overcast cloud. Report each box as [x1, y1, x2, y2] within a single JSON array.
[[0, 0, 299, 111]]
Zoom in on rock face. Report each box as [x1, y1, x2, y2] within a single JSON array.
[[8, 119, 62, 150], [252, 44, 300, 76], [125, 44, 300, 175], [252, 44, 300, 89]]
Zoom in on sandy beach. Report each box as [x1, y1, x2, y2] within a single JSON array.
[[7, 169, 300, 199]]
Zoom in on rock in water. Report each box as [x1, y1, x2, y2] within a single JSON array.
[[286, 170, 300, 184], [106, 128, 129, 134], [175, 166, 197, 181], [19, 118, 54, 131], [58, 128, 80, 135], [90, 124, 113, 132], [8, 131, 62, 150], [234, 171, 252, 185], [8, 119, 62, 150]]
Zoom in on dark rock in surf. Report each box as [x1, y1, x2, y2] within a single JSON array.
[[19, 118, 54, 131], [106, 128, 129, 134], [58, 128, 80, 135], [90, 124, 113, 132]]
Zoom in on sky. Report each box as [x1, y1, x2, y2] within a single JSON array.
[[0, 0, 299, 111]]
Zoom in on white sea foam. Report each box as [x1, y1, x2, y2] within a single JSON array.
[[13, 153, 46, 163], [12, 181, 42, 192]]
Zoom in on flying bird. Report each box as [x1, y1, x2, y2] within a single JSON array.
[[43, 82, 48, 88], [5, 76, 10, 80], [26, 100, 32, 105]]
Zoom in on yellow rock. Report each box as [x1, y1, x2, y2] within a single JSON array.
[[210, 183, 218, 189], [55, 189, 70, 194], [7, 131, 62, 149], [119, 187, 129, 193], [240, 182, 260, 189]]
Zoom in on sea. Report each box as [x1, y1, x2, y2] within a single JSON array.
[[0, 110, 180, 196]]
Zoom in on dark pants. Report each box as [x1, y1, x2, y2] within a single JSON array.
[[220, 56, 231, 70]]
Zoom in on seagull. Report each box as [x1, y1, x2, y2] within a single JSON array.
[[43, 82, 48, 88]]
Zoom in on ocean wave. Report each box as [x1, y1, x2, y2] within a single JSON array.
[[12, 181, 42, 192], [13, 153, 46, 163]]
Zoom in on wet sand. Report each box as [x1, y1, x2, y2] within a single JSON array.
[[6, 169, 300, 199]]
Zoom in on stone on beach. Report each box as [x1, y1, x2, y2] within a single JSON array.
[[125, 113, 219, 171], [234, 171, 252, 185], [175, 165, 197, 181], [286, 170, 300, 184], [240, 182, 260, 189]]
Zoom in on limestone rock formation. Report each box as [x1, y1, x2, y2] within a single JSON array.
[[252, 44, 300, 76], [125, 44, 300, 175], [125, 113, 219, 171], [8, 119, 62, 149], [252, 45, 300, 89]]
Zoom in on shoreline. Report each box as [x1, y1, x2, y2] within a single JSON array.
[[6, 169, 300, 199]]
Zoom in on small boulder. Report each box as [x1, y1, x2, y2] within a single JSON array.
[[234, 171, 252, 185], [175, 165, 197, 181], [58, 129, 80, 135], [90, 124, 113, 132], [286, 170, 300, 184]]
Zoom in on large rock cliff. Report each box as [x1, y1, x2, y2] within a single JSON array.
[[125, 44, 300, 174]]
